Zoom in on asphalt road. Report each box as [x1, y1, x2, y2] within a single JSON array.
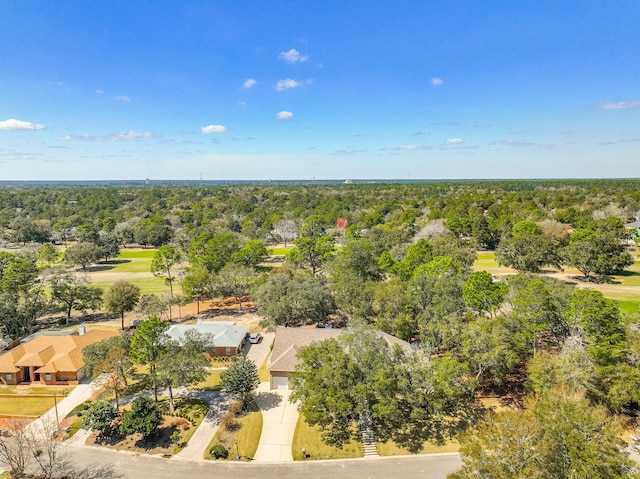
[[64, 445, 462, 479]]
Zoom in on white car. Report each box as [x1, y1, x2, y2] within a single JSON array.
[[249, 333, 262, 344]]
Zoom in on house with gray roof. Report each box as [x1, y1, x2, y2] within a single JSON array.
[[166, 320, 248, 357], [268, 326, 411, 389]]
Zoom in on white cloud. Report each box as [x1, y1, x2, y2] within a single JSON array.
[[96, 89, 104, 94], [278, 48, 309, 63], [446, 138, 464, 144], [243, 78, 257, 89], [597, 101, 640, 110], [237, 101, 247, 106], [115, 95, 131, 102], [59, 131, 156, 142], [0, 119, 45, 130], [276, 78, 302, 91], [275, 111, 294, 120], [431, 77, 443, 86], [201, 125, 230, 134]]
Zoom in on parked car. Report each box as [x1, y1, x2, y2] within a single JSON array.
[[249, 333, 262, 344]]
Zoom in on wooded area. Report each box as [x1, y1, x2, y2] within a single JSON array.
[[1, 179, 640, 476]]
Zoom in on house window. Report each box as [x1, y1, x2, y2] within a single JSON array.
[[44, 373, 52, 381], [5, 374, 12, 380], [226, 347, 232, 356]]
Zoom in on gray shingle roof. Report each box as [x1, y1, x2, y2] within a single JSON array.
[[166, 322, 248, 348]]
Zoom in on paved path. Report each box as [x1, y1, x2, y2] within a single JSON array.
[[244, 331, 274, 366], [173, 390, 228, 461], [253, 383, 299, 462], [26, 377, 98, 437]]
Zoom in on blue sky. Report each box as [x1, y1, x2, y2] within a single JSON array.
[[1, 1, 639, 180]]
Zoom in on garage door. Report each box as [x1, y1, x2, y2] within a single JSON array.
[[273, 375, 289, 390]]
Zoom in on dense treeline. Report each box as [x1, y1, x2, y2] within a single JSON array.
[[2, 180, 640, 248]]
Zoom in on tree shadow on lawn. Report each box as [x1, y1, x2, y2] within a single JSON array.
[[254, 391, 282, 410]]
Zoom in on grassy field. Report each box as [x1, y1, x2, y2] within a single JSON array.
[[85, 248, 177, 295], [473, 250, 640, 314], [0, 395, 56, 416], [291, 416, 362, 460], [268, 247, 294, 256]]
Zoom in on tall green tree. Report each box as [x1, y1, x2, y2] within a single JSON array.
[[120, 396, 162, 438], [450, 390, 639, 479], [49, 273, 102, 324], [181, 266, 213, 314], [214, 263, 257, 312], [150, 244, 181, 299], [63, 242, 103, 270], [253, 271, 336, 327], [220, 354, 260, 405], [462, 271, 507, 316], [291, 326, 478, 452], [289, 216, 335, 274], [562, 218, 634, 280], [130, 316, 169, 402], [104, 281, 141, 330], [158, 329, 211, 413]]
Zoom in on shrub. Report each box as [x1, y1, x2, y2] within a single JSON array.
[[228, 400, 243, 415], [210, 444, 229, 459], [220, 411, 237, 431]]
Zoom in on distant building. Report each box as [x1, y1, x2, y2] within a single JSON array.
[[624, 220, 640, 239], [0, 329, 118, 385]]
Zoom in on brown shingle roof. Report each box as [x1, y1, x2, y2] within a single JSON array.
[[268, 326, 411, 373], [0, 329, 118, 376]]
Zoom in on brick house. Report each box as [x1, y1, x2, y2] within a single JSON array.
[[0, 329, 118, 386]]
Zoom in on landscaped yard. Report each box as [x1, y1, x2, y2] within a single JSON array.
[[84, 396, 209, 456], [205, 401, 263, 460], [291, 416, 363, 460]]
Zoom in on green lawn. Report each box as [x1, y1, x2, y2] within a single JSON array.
[[292, 416, 362, 460], [90, 276, 172, 295], [616, 300, 640, 315], [473, 251, 501, 272], [193, 369, 224, 391], [0, 395, 56, 416], [268, 247, 294, 256], [377, 439, 459, 456], [0, 386, 71, 395], [205, 401, 262, 460], [117, 249, 159, 259]]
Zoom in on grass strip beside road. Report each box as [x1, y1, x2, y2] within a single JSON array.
[[292, 415, 362, 460]]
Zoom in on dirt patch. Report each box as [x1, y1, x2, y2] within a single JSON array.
[[79, 297, 267, 333]]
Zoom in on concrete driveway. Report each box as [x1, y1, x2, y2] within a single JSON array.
[[244, 331, 274, 367], [253, 383, 299, 462]]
